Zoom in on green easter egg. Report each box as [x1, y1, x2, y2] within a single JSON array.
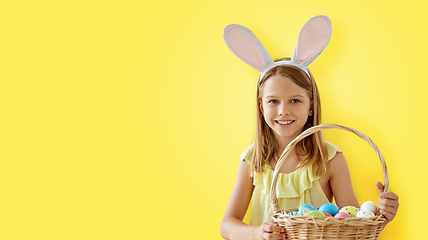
[[304, 210, 324, 217]]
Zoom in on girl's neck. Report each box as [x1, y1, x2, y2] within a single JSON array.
[[275, 136, 295, 159]]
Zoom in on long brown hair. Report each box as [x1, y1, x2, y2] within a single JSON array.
[[251, 63, 327, 177]]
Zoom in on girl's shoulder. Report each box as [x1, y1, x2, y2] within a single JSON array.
[[239, 143, 255, 164], [324, 141, 342, 162]]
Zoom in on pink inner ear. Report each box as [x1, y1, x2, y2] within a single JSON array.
[[225, 27, 266, 68], [298, 17, 331, 64]]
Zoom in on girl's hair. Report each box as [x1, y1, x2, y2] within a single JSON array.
[[251, 62, 327, 177]]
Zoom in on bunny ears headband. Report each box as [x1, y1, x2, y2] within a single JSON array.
[[223, 15, 332, 80]]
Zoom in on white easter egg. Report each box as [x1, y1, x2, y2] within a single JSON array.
[[356, 209, 375, 218], [361, 201, 378, 214]]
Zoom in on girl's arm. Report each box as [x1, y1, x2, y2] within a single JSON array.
[[325, 152, 360, 208], [220, 161, 285, 240], [326, 153, 399, 227]]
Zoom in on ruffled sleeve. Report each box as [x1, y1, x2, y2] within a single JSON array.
[[239, 143, 255, 164], [325, 141, 342, 161]]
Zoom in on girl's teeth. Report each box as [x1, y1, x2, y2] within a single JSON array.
[[277, 120, 293, 124]]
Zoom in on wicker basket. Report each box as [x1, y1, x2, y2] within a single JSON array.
[[270, 124, 388, 239]]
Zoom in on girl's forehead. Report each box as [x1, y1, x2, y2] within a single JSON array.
[[261, 75, 308, 97]]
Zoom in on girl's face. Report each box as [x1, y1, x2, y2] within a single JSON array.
[[259, 75, 312, 143]]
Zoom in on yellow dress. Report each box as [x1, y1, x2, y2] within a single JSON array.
[[240, 141, 341, 225]]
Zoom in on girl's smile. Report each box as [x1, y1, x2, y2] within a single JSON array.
[[275, 120, 295, 126]]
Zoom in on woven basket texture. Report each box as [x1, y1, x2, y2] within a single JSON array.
[[270, 124, 388, 239]]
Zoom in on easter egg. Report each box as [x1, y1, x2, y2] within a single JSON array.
[[339, 206, 359, 217], [322, 212, 333, 217], [298, 203, 317, 216], [356, 209, 375, 218], [304, 210, 324, 217], [288, 211, 299, 216], [361, 201, 378, 214], [334, 212, 351, 218], [318, 203, 339, 216]]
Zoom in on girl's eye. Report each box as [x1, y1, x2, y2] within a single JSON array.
[[268, 100, 279, 104], [291, 99, 300, 103]]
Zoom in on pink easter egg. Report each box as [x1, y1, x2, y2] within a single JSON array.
[[334, 212, 351, 218]]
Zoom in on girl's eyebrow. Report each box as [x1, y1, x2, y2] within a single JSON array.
[[264, 95, 305, 98]]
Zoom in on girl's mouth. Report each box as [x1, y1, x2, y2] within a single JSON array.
[[275, 120, 294, 125]]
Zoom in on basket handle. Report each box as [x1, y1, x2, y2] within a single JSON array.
[[269, 124, 389, 212]]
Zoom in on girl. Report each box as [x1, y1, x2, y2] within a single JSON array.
[[220, 16, 399, 240]]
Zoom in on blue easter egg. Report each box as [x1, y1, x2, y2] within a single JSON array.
[[318, 203, 339, 216], [298, 203, 317, 215]]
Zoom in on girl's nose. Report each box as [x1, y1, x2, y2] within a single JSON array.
[[279, 107, 291, 116]]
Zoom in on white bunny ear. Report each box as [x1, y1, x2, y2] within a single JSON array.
[[291, 15, 332, 69], [223, 24, 274, 72]]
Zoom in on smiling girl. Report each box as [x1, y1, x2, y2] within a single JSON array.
[[220, 16, 399, 240]]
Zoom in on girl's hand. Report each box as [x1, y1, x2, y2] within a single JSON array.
[[254, 221, 286, 240], [376, 182, 399, 223]]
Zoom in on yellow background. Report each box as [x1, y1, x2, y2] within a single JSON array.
[[0, 0, 425, 239]]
